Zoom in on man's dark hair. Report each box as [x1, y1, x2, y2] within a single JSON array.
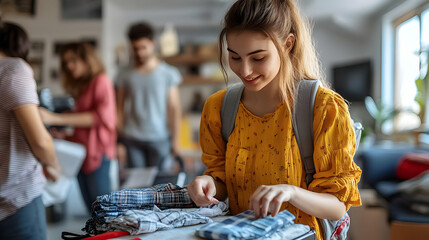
[[127, 22, 155, 41], [0, 17, 30, 60]]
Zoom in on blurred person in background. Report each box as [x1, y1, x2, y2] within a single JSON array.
[[116, 22, 182, 170], [0, 18, 60, 240], [39, 42, 116, 213]]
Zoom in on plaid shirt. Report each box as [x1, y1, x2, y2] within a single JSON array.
[[195, 210, 297, 240], [100, 203, 228, 235], [85, 184, 207, 234], [91, 183, 196, 219], [95, 183, 195, 209]]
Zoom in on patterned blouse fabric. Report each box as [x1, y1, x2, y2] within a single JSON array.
[[200, 86, 362, 240]]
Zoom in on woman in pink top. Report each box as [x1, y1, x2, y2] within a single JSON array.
[[40, 42, 116, 213]]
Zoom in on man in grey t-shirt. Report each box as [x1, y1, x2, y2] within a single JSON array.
[[116, 22, 182, 169]]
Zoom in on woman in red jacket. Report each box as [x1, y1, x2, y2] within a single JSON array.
[[40, 42, 116, 213]]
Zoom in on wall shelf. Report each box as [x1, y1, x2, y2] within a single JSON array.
[[181, 75, 224, 85], [163, 54, 217, 66]]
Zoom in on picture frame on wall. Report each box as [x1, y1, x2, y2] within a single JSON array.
[[61, 0, 102, 20], [0, 0, 35, 16]]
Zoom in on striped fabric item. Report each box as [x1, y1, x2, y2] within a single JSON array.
[[85, 183, 197, 234], [195, 210, 296, 240], [0, 58, 46, 221], [99, 203, 227, 235], [92, 183, 196, 219], [95, 183, 195, 208]]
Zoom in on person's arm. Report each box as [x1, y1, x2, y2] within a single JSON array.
[[39, 107, 94, 127], [249, 184, 346, 220], [116, 87, 125, 134], [167, 86, 182, 156], [15, 104, 60, 181], [187, 90, 228, 206]]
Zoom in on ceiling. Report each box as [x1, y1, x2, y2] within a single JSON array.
[[108, 0, 395, 34], [110, 0, 393, 19]]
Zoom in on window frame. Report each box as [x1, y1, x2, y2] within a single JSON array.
[[391, 3, 429, 131]]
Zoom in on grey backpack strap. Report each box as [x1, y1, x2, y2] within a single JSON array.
[[221, 83, 245, 143], [292, 80, 321, 186]]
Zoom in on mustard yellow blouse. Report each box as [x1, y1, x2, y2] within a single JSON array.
[[199, 86, 362, 240]]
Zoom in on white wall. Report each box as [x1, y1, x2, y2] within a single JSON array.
[[3, 0, 102, 95], [313, 21, 373, 84], [102, 0, 226, 112], [103, 0, 227, 80], [4, 0, 409, 118], [310, 20, 374, 126]]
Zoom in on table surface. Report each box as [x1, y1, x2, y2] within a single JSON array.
[[112, 216, 229, 240]]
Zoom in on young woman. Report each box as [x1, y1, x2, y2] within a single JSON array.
[[187, 0, 362, 239], [0, 19, 60, 240], [39, 42, 116, 213]]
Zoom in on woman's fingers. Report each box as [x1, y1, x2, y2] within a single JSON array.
[[203, 179, 219, 204], [43, 165, 60, 182], [188, 176, 218, 206], [249, 185, 271, 218], [259, 190, 279, 218], [268, 192, 284, 217], [249, 185, 292, 218], [187, 180, 206, 205]]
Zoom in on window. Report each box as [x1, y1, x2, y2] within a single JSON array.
[[394, 6, 429, 131]]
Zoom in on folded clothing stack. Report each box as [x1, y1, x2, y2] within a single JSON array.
[[83, 183, 228, 235], [195, 210, 314, 240]]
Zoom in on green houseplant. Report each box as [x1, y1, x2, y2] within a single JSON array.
[[415, 50, 429, 124], [365, 96, 400, 138]]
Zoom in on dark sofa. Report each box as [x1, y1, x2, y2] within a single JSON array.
[[359, 146, 429, 239]]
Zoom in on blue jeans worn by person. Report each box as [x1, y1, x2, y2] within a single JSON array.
[[119, 138, 171, 169], [0, 196, 46, 240], [77, 154, 112, 213]]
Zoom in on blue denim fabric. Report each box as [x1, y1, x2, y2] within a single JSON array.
[[195, 210, 297, 240], [0, 196, 46, 240], [77, 154, 112, 213]]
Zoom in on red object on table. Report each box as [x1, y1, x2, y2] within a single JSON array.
[[82, 231, 129, 240]]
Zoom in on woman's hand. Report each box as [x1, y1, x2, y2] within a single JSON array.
[[50, 128, 67, 139], [43, 164, 61, 182], [249, 184, 297, 218], [38, 107, 56, 125], [187, 175, 219, 206]]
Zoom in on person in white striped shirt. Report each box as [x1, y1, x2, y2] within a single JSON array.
[[0, 18, 60, 240]]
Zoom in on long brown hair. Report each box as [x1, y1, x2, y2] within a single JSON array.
[[60, 42, 105, 98], [219, 0, 327, 112]]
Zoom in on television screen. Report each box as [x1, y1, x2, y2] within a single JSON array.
[[332, 60, 372, 102]]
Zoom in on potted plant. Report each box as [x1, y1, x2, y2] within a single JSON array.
[[415, 50, 429, 124]]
